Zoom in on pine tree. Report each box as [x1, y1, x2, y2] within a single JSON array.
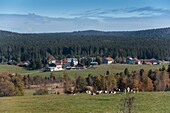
[[139, 69, 144, 76], [96, 56, 102, 65], [75, 76, 87, 93], [63, 72, 71, 93], [162, 65, 166, 71], [167, 64, 170, 72], [124, 68, 130, 76], [70, 59, 74, 67], [106, 70, 110, 75]]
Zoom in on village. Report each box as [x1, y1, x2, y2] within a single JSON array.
[[43, 57, 170, 72], [1, 55, 169, 73], [23, 56, 170, 72]]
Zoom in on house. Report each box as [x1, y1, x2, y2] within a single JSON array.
[[145, 61, 152, 65], [67, 58, 78, 65], [126, 57, 141, 64], [17, 61, 30, 67], [48, 60, 63, 71], [64, 58, 78, 67], [63, 58, 68, 64], [133, 58, 142, 64], [141, 58, 158, 65], [17, 62, 27, 67], [150, 58, 158, 65], [102, 57, 114, 64], [49, 60, 57, 64]]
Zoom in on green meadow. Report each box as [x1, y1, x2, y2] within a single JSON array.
[[0, 64, 168, 77], [0, 92, 169, 113], [0, 64, 170, 113]]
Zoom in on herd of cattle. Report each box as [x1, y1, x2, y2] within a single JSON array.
[[85, 87, 139, 95]]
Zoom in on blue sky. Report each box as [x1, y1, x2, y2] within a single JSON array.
[[0, 0, 170, 32]]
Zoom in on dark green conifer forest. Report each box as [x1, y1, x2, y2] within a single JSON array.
[[0, 28, 170, 69]]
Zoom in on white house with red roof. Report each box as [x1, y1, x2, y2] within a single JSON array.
[[126, 57, 142, 65], [102, 57, 114, 64], [63, 58, 78, 68], [133, 58, 142, 64], [48, 60, 63, 71]]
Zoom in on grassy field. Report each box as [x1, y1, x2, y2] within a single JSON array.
[[0, 92, 169, 113], [0, 64, 169, 113], [0, 64, 39, 75], [0, 64, 169, 77]]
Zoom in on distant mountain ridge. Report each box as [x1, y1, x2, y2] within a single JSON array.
[[71, 27, 170, 38]]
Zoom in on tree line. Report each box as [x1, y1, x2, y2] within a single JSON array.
[[67, 65, 170, 93]]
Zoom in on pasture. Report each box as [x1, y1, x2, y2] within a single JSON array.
[[0, 64, 170, 113], [0, 64, 168, 77], [0, 92, 169, 113]]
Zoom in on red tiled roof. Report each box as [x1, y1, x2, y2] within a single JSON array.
[[105, 57, 113, 61], [133, 58, 141, 62], [56, 60, 62, 65], [63, 58, 68, 63]]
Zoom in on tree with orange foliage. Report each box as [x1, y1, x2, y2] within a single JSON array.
[[144, 77, 154, 91]]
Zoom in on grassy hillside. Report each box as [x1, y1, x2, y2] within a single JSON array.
[[0, 64, 168, 77], [49, 64, 168, 78], [0, 64, 39, 75], [0, 92, 169, 113]]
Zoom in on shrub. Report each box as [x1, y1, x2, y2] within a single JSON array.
[[120, 96, 135, 113], [0, 74, 25, 97], [0, 80, 16, 97], [33, 88, 48, 95]]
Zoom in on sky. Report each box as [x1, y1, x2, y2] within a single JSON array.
[[0, 0, 170, 33]]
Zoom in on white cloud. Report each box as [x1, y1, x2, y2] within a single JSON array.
[[0, 12, 170, 33], [71, 6, 170, 19]]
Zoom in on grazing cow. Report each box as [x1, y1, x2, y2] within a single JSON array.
[[86, 90, 92, 94], [96, 92, 99, 95], [86, 86, 93, 94], [91, 92, 96, 95], [96, 90, 103, 94], [86, 86, 93, 91], [124, 89, 127, 94], [109, 91, 113, 94], [127, 87, 130, 93], [114, 88, 120, 93], [133, 88, 139, 93], [103, 90, 108, 94]]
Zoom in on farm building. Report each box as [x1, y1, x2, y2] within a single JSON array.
[[102, 57, 114, 64], [48, 60, 63, 71], [126, 57, 141, 64]]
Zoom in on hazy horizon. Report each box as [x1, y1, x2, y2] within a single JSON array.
[[0, 0, 170, 33]]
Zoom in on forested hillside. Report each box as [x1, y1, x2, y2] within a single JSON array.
[[72, 27, 170, 38], [0, 28, 170, 69]]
